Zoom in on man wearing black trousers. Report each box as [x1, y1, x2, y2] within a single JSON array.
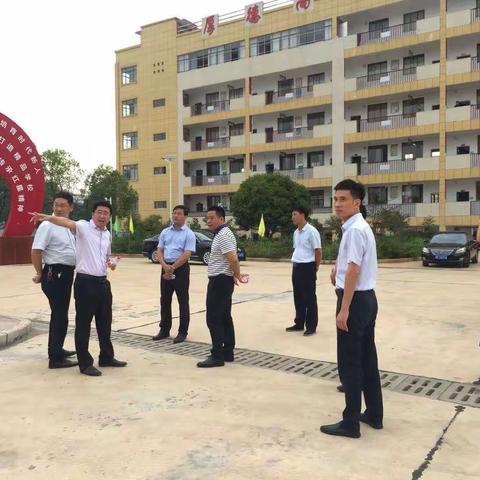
[[197, 206, 249, 368], [152, 205, 196, 344], [285, 206, 322, 336], [31, 191, 77, 369], [30, 201, 127, 377], [321, 179, 383, 439]]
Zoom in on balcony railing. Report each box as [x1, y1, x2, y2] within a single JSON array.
[[471, 105, 480, 119], [310, 206, 332, 214], [366, 203, 417, 217], [357, 21, 417, 46], [265, 85, 315, 105], [189, 209, 231, 218], [356, 68, 416, 90], [191, 137, 230, 151], [190, 174, 230, 186], [276, 167, 314, 180], [471, 56, 480, 71], [360, 159, 416, 176], [471, 7, 480, 23], [471, 153, 480, 167], [191, 99, 231, 116], [471, 201, 480, 215], [357, 113, 416, 132], [267, 127, 314, 143]]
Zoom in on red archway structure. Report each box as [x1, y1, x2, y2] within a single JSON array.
[[0, 111, 45, 264]]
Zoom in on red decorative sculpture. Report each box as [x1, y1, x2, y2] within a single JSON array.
[[0, 111, 45, 264]]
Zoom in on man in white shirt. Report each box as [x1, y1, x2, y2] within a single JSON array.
[[31, 191, 77, 369], [286, 206, 322, 336], [30, 201, 126, 377], [321, 179, 383, 439]]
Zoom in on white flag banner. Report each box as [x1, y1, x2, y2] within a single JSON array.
[[245, 2, 263, 27], [293, 0, 314, 14], [202, 14, 219, 38]]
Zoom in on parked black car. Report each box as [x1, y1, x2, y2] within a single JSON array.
[[422, 232, 478, 267], [142, 230, 246, 265]]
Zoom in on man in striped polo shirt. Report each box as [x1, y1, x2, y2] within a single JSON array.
[[197, 205, 249, 368]]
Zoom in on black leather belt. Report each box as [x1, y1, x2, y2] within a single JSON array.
[[76, 273, 107, 282]]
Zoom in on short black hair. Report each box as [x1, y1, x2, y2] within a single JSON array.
[[173, 205, 188, 215], [54, 191, 74, 205], [92, 200, 112, 215], [292, 205, 309, 219], [334, 179, 366, 201], [207, 205, 226, 219]]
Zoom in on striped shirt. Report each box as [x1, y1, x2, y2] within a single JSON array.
[[208, 226, 237, 277]]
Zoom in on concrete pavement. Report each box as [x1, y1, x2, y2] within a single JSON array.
[[1, 259, 479, 479]]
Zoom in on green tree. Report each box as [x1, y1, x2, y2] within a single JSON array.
[[421, 216, 438, 238], [41, 149, 84, 211], [189, 217, 202, 230], [323, 215, 342, 240], [372, 208, 409, 235], [231, 173, 310, 236], [83, 165, 138, 219]]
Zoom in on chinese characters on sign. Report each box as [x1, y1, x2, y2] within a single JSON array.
[[245, 2, 263, 26], [294, 0, 314, 13], [0, 111, 45, 236], [202, 14, 219, 38]]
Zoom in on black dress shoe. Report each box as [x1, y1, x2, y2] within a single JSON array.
[[304, 330, 316, 336], [152, 331, 170, 341], [61, 349, 77, 358], [337, 384, 345, 393], [49, 358, 78, 369], [320, 421, 360, 439], [224, 352, 234, 362], [99, 358, 127, 367], [285, 325, 304, 332], [173, 333, 187, 344], [360, 412, 383, 430], [197, 356, 225, 368], [81, 366, 102, 376]]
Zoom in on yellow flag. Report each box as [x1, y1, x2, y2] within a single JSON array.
[[129, 215, 134, 234], [258, 213, 266, 238]]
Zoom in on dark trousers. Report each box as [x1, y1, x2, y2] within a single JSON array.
[[41, 264, 74, 361], [74, 274, 115, 370], [292, 262, 318, 331], [206, 275, 235, 360], [160, 263, 190, 335], [336, 289, 383, 429]]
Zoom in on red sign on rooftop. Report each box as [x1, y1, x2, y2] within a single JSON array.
[[245, 2, 263, 26], [0, 111, 44, 236]]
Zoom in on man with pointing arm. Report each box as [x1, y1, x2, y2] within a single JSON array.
[[30, 201, 127, 377]]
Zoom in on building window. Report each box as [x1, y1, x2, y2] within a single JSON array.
[[367, 103, 388, 121], [229, 87, 244, 99], [402, 141, 423, 159], [154, 201, 167, 209], [402, 184, 423, 204], [367, 61, 388, 80], [250, 20, 332, 57], [122, 164, 138, 181], [307, 73, 325, 91], [311, 190, 325, 208], [229, 123, 244, 137], [279, 153, 296, 171], [131, 198, 139, 214], [153, 132, 166, 141], [277, 116, 294, 133], [177, 41, 245, 73], [122, 132, 137, 149], [368, 186, 388, 204], [229, 158, 244, 173], [153, 166, 167, 175], [403, 10, 425, 27], [403, 54, 425, 75], [122, 98, 137, 117], [153, 98, 165, 108], [307, 151, 325, 167], [121, 65, 137, 85], [368, 145, 388, 163], [431, 149, 440, 157], [307, 112, 325, 130]]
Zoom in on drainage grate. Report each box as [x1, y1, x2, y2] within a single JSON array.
[[439, 383, 480, 407], [73, 327, 480, 408]]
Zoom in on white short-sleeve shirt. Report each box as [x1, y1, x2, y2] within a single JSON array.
[[75, 219, 111, 277], [335, 213, 377, 291], [32, 220, 76, 266], [291, 223, 322, 263]]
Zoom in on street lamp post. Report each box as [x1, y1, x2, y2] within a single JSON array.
[[162, 155, 176, 224]]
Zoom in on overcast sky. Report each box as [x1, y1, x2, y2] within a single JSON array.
[[1, 0, 247, 174]]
